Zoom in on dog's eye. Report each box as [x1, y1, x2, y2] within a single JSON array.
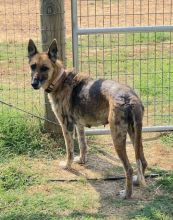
[[40, 66, 49, 72], [31, 64, 36, 71]]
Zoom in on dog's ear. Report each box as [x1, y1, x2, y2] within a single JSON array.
[[48, 39, 59, 62], [28, 39, 38, 59]]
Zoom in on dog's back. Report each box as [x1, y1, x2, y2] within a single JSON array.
[[70, 74, 143, 129]]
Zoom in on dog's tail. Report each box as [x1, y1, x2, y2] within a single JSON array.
[[128, 102, 147, 186]]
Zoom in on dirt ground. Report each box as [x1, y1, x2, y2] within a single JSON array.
[[29, 133, 173, 182]]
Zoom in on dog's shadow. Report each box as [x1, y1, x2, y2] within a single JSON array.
[[65, 139, 129, 216], [65, 133, 161, 216], [45, 133, 161, 217]]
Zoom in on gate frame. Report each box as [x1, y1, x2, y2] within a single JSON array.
[[71, 0, 173, 134]]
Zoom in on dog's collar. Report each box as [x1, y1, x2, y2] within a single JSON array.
[[45, 68, 66, 93]]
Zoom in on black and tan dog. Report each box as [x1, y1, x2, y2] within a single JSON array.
[[28, 39, 147, 199]]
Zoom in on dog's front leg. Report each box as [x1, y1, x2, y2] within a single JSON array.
[[74, 124, 88, 164], [59, 125, 74, 169]]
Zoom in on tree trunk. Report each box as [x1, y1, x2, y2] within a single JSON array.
[[40, 0, 66, 134]]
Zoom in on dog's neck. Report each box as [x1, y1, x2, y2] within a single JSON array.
[[45, 67, 66, 93]]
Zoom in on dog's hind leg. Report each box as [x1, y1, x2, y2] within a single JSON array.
[[109, 108, 133, 199], [128, 124, 147, 187], [74, 124, 88, 164], [128, 105, 147, 186]]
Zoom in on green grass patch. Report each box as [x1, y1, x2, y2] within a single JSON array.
[[0, 42, 42, 61], [160, 133, 173, 147], [79, 32, 172, 49], [0, 183, 101, 220], [0, 166, 38, 191], [156, 172, 173, 193], [130, 195, 173, 220], [0, 108, 65, 162], [129, 172, 173, 220], [0, 42, 26, 61]]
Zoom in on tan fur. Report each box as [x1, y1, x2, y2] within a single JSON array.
[[28, 39, 148, 199]]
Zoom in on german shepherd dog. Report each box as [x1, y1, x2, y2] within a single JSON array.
[[28, 39, 147, 199]]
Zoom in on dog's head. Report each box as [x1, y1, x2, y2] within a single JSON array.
[[28, 39, 62, 91]]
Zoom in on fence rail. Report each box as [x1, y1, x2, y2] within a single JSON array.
[[72, 0, 173, 133]]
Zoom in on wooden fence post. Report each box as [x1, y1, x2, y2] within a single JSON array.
[[40, 0, 66, 134]]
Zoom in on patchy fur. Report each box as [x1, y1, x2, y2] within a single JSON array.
[[28, 39, 148, 199]]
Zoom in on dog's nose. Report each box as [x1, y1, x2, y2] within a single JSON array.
[[31, 78, 40, 89]]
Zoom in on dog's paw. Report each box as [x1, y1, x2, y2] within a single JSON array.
[[59, 161, 71, 170], [117, 190, 132, 199], [133, 175, 146, 187], [73, 156, 86, 164], [133, 175, 140, 186]]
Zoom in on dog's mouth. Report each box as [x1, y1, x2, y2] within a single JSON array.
[[32, 86, 40, 90]]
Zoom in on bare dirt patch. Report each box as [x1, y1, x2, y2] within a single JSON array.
[[27, 132, 173, 182]]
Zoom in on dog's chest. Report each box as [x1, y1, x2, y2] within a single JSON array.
[[48, 91, 75, 130], [48, 93, 66, 122]]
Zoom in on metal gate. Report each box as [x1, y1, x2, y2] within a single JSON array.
[[71, 0, 173, 135]]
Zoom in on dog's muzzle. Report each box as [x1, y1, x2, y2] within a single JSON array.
[[31, 78, 40, 90]]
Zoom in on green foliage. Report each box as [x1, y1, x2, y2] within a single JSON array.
[[0, 109, 65, 161], [160, 133, 173, 147], [0, 42, 42, 61], [130, 173, 173, 220], [130, 195, 173, 220], [156, 172, 173, 193], [0, 42, 26, 61], [0, 184, 101, 220], [0, 166, 37, 191], [0, 213, 104, 220]]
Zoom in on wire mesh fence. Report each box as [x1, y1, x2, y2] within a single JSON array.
[[0, 0, 44, 118], [75, 0, 173, 127], [0, 0, 68, 126], [0, 0, 173, 131]]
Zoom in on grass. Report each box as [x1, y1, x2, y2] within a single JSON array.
[[0, 110, 104, 219], [156, 173, 173, 193], [0, 108, 66, 162], [0, 42, 42, 61], [128, 168, 173, 220], [130, 195, 173, 220], [0, 110, 173, 219], [0, 42, 26, 61], [0, 182, 102, 220], [0, 166, 38, 191], [160, 133, 173, 147]]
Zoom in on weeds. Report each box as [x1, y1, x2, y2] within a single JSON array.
[[156, 172, 173, 193], [0, 109, 65, 162], [130, 173, 173, 220], [0, 166, 38, 191], [160, 133, 173, 147]]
